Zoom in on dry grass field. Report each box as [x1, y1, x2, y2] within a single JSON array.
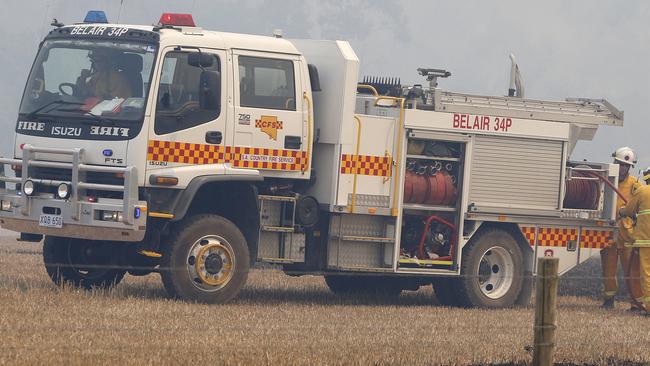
[[1, 229, 649, 366]]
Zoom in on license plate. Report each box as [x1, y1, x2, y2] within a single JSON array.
[[39, 214, 63, 228]]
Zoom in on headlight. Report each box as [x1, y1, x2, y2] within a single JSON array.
[[57, 183, 71, 199], [100, 211, 123, 222], [23, 180, 35, 196]]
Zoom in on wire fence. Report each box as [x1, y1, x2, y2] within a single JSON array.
[[1, 236, 649, 366]]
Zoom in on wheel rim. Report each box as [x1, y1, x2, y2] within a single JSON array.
[[186, 235, 235, 292], [66, 241, 114, 280], [476, 246, 514, 299]]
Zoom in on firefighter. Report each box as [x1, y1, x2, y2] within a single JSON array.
[[619, 167, 650, 314], [75, 48, 132, 100], [600, 147, 642, 309]]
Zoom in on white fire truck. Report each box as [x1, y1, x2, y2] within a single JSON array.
[[0, 12, 624, 307]]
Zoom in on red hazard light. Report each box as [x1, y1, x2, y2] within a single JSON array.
[[159, 13, 195, 27]]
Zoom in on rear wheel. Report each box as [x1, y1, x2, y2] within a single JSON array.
[[455, 229, 524, 308], [160, 215, 249, 304], [432, 278, 460, 306], [43, 236, 126, 289]]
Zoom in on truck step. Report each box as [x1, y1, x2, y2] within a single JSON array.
[[258, 194, 297, 202]]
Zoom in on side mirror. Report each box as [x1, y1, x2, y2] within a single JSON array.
[[199, 70, 220, 110], [308, 64, 321, 92], [188, 52, 214, 68]]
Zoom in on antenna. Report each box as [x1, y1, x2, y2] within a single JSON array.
[[509, 54, 525, 98], [117, 0, 125, 23]]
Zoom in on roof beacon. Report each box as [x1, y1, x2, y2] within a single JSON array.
[[84, 10, 108, 24], [159, 13, 196, 27]]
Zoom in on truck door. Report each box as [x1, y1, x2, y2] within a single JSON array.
[[146, 47, 228, 183], [232, 51, 306, 176]]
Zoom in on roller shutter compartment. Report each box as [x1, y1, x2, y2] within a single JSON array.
[[469, 136, 563, 211]]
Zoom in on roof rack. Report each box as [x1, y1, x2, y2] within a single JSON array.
[[434, 91, 623, 127]]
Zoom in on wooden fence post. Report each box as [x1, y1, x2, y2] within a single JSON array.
[[533, 257, 559, 366]]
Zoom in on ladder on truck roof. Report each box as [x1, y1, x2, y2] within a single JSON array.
[[434, 91, 624, 126]]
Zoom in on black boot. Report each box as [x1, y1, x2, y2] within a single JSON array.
[[601, 298, 615, 309]]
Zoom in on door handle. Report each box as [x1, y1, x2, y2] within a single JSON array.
[[284, 135, 302, 150], [205, 131, 222, 144]]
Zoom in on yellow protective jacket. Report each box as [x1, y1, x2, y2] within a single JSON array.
[[87, 70, 132, 100], [616, 175, 641, 245], [622, 184, 650, 247]]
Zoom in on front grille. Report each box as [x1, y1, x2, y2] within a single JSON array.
[[29, 166, 125, 199]]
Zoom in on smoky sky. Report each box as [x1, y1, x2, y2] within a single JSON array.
[[1, 1, 648, 170]]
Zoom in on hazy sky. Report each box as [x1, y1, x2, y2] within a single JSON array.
[[1, 1, 648, 170]]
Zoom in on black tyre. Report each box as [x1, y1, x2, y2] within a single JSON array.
[[455, 229, 524, 308], [515, 269, 534, 307], [160, 215, 249, 304], [43, 236, 126, 290], [432, 277, 460, 306], [324, 275, 402, 298]]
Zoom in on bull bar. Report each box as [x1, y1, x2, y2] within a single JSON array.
[[0, 145, 146, 241]]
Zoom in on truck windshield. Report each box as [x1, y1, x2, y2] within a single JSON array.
[[19, 39, 156, 123]]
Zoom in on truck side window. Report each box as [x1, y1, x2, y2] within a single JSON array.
[[155, 52, 221, 135], [238, 56, 295, 111]]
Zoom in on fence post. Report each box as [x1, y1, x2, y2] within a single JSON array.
[[533, 257, 559, 366]]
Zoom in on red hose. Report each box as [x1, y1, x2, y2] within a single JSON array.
[[585, 172, 646, 308], [417, 215, 457, 260], [584, 171, 628, 205]]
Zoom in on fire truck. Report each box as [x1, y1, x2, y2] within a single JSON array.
[[0, 12, 624, 307]]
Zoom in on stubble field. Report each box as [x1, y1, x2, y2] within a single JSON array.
[[1, 229, 649, 366]]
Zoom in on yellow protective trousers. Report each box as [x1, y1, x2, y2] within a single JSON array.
[[623, 248, 645, 305], [639, 247, 650, 308], [600, 245, 630, 299]]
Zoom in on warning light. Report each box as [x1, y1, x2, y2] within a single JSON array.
[[84, 10, 108, 24], [158, 13, 195, 27]]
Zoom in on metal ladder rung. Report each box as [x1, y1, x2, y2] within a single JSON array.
[[261, 225, 295, 233], [260, 257, 295, 263], [337, 235, 394, 243]]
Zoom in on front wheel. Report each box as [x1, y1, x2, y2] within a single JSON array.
[[43, 236, 126, 289], [455, 229, 524, 308], [160, 215, 250, 304]]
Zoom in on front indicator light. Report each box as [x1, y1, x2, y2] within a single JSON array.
[[23, 180, 35, 196], [57, 183, 71, 199], [1, 200, 11, 211]]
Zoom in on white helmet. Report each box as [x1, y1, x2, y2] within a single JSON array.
[[612, 147, 637, 166]]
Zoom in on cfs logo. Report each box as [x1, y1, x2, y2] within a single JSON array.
[[255, 116, 283, 140]]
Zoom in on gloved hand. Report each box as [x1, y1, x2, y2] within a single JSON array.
[[619, 207, 628, 218]]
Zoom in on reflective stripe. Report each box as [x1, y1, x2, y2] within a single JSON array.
[[604, 291, 617, 298], [637, 209, 650, 216], [632, 240, 650, 247], [639, 296, 650, 305]]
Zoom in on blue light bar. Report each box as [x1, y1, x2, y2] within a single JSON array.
[[84, 10, 108, 24]]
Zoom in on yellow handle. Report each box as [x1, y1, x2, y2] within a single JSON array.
[[371, 96, 406, 216], [302, 92, 313, 174], [349, 115, 362, 213], [356, 84, 379, 96], [383, 150, 392, 184]]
